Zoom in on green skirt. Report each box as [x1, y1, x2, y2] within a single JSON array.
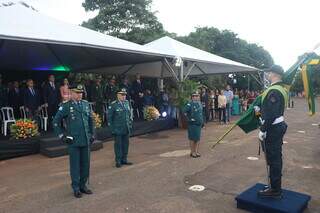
[[188, 124, 202, 142]]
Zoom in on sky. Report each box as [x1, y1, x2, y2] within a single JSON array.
[[3, 0, 320, 70]]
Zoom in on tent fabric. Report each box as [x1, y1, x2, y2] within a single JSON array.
[[0, 2, 258, 77], [0, 2, 171, 72], [87, 37, 258, 78]]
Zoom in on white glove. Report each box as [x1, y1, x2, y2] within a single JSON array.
[[258, 131, 266, 141], [253, 106, 260, 113]]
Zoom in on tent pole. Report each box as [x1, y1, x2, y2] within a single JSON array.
[[183, 62, 196, 81], [249, 73, 263, 87], [121, 64, 136, 76], [163, 59, 179, 82], [179, 60, 184, 82], [195, 64, 207, 75]]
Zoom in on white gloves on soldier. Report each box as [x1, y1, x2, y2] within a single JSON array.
[[253, 106, 260, 113], [258, 131, 266, 141]]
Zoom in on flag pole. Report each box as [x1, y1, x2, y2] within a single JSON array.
[[211, 123, 237, 149]]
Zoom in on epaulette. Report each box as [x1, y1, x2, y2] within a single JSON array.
[[111, 100, 117, 104], [82, 100, 88, 102]]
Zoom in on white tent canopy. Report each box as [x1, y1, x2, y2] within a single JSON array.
[[0, 2, 172, 72], [89, 36, 259, 80]]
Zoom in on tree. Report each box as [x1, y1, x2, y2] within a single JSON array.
[[82, 0, 166, 44], [177, 27, 274, 90], [177, 27, 274, 70]]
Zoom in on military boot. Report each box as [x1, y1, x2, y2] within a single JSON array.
[[258, 188, 282, 199]]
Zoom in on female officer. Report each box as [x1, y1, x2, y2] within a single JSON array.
[[183, 91, 204, 158]]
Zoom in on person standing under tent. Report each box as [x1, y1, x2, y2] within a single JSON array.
[[223, 85, 234, 123], [90, 76, 105, 121], [43, 74, 60, 127], [53, 84, 95, 198], [23, 79, 41, 120], [60, 78, 71, 103], [232, 90, 240, 115], [105, 75, 118, 105], [218, 90, 227, 125], [131, 74, 144, 120], [8, 81, 22, 118]]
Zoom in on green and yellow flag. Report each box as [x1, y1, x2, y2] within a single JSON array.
[[211, 52, 318, 149]]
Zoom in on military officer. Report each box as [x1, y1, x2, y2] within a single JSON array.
[[53, 84, 95, 198], [258, 65, 288, 199], [108, 88, 133, 168], [105, 75, 119, 104], [183, 91, 204, 158], [91, 75, 105, 120]]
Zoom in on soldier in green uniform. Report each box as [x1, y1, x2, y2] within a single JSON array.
[[108, 88, 133, 168], [183, 91, 204, 158], [53, 84, 95, 198], [105, 75, 119, 105], [91, 75, 105, 120]]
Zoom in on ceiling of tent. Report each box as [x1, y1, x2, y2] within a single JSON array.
[[0, 2, 172, 73], [86, 37, 259, 79]]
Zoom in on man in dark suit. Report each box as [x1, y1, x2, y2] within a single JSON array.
[[8, 81, 22, 118], [23, 79, 41, 119], [43, 75, 60, 126], [0, 77, 8, 108], [130, 74, 144, 120]]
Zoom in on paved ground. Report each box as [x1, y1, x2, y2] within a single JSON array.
[[0, 98, 319, 213]]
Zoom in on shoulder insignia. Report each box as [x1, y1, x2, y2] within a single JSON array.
[[82, 100, 88, 103], [111, 101, 117, 104], [58, 106, 63, 111]]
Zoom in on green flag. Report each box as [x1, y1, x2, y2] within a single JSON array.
[[236, 95, 262, 133]]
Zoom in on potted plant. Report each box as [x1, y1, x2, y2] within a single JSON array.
[[169, 80, 201, 128], [10, 119, 39, 139]]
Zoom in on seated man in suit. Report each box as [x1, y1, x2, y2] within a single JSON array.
[[23, 79, 41, 119]]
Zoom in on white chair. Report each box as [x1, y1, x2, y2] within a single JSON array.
[[39, 105, 48, 131], [88, 102, 94, 112], [1, 107, 16, 136], [20, 106, 27, 119]]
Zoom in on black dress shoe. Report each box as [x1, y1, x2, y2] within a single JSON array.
[[190, 153, 198, 158], [121, 161, 133, 165], [258, 188, 282, 199], [74, 191, 82, 198], [80, 188, 93, 194], [116, 162, 122, 168]]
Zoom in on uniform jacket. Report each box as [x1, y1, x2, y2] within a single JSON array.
[[53, 100, 95, 147], [260, 82, 286, 132], [90, 83, 105, 103], [108, 100, 133, 135], [183, 101, 204, 126]]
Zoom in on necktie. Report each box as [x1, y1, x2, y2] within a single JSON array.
[[30, 88, 35, 96]]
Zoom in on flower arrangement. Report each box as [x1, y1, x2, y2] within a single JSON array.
[[10, 119, 39, 139], [92, 112, 102, 128], [144, 106, 160, 121]]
